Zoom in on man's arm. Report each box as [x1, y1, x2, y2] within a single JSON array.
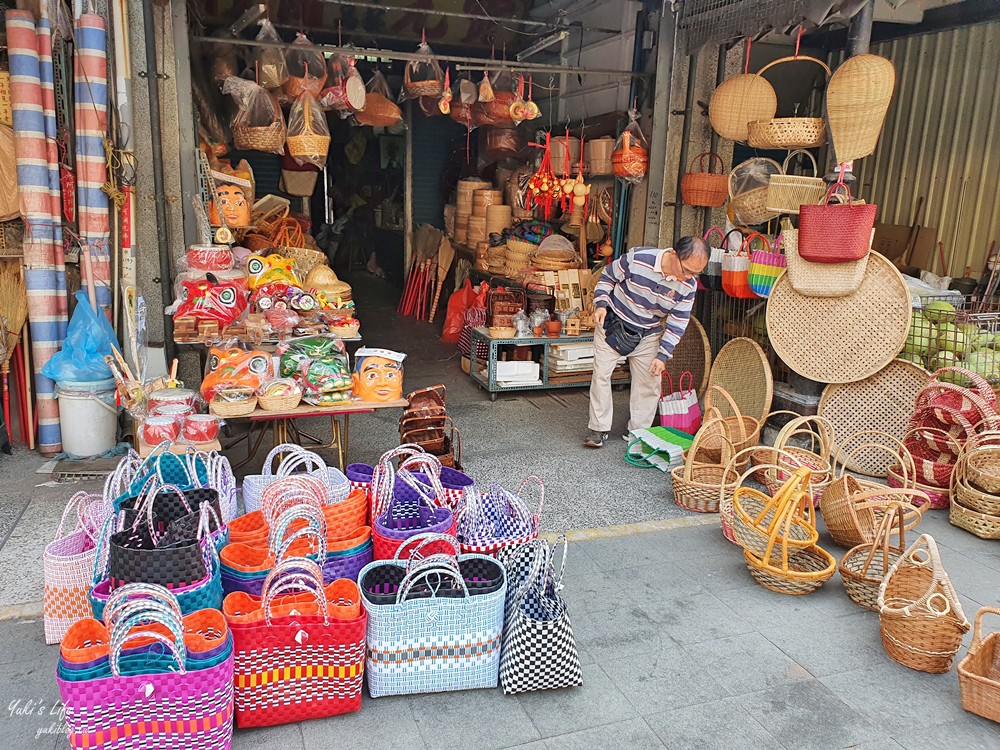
[[592, 253, 629, 310], [655, 286, 696, 363]]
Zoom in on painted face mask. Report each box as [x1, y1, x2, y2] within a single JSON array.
[[246, 254, 301, 291], [352, 348, 405, 402], [200, 347, 273, 400], [174, 276, 248, 327], [209, 183, 252, 228]]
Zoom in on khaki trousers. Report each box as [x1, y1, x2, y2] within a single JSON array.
[[588, 321, 662, 434]]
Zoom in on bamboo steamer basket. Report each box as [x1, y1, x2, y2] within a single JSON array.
[[586, 137, 615, 175], [467, 216, 487, 243], [827, 54, 896, 164], [472, 189, 503, 217], [878, 534, 970, 674], [485, 204, 512, 235], [709, 73, 777, 142], [551, 136, 581, 176]]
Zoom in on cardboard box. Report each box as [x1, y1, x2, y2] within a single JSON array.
[[873, 222, 937, 270]]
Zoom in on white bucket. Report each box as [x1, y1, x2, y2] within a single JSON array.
[[56, 378, 118, 457]]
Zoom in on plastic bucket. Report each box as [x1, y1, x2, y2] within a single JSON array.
[[56, 378, 118, 457]]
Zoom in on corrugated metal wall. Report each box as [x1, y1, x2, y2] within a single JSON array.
[[840, 22, 1000, 275]]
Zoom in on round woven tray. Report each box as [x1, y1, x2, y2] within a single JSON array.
[[707, 337, 772, 425], [663, 316, 711, 397], [819, 359, 930, 477], [766, 253, 911, 384]]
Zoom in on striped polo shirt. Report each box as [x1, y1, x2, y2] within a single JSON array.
[[593, 247, 697, 362]]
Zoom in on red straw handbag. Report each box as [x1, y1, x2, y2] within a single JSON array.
[[722, 234, 764, 299], [797, 171, 877, 263]]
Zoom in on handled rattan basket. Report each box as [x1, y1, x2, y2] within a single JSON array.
[[287, 94, 330, 164], [745, 55, 831, 150], [680, 152, 729, 207], [233, 95, 286, 153], [840, 502, 907, 611], [958, 606, 1000, 723], [211, 394, 258, 418], [671, 418, 740, 514], [766, 149, 827, 215]]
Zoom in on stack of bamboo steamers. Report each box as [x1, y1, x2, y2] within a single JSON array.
[[454, 177, 488, 246]]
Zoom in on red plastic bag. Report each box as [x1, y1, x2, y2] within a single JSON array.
[[441, 279, 476, 343]]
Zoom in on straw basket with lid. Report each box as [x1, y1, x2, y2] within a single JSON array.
[[746, 53, 831, 150], [530, 235, 579, 272], [456, 177, 489, 216]]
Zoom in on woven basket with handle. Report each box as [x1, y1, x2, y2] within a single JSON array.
[[958, 606, 1000, 723], [680, 152, 728, 207], [840, 502, 907, 611], [670, 418, 740, 514], [766, 149, 827, 215], [878, 534, 970, 673], [745, 56, 831, 149], [233, 97, 286, 153]]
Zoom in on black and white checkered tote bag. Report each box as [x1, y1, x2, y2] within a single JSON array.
[[497, 538, 583, 694]]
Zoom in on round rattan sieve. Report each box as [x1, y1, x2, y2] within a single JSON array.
[[663, 316, 712, 397], [707, 337, 773, 425], [819, 358, 929, 477], [766, 253, 911, 384]]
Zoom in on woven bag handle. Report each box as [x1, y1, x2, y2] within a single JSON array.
[[261, 557, 329, 626], [133, 481, 192, 542], [930, 367, 997, 408], [718, 446, 810, 525], [661, 372, 674, 400], [748, 465, 815, 534], [270, 504, 327, 560], [704, 386, 752, 436], [856, 502, 907, 579], [757, 484, 808, 576], [276, 447, 329, 479], [104, 450, 141, 507], [261, 443, 310, 477], [513, 538, 552, 604], [263, 483, 325, 528], [398, 562, 469, 603], [740, 232, 771, 257], [703, 227, 725, 246], [969, 606, 1000, 656], [394, 532, 461, 565], [54, 491, 98, 541], [110, 627, 186, 678], [878, 534, 969, 628], [774, 415, 835, 463], [183, 447, 210, 488], [370, 444, 426, 518], [103, 582, 184, 629], [688, 151, 725, 175], [780, 149, 819, 178], [517, 475, 545, 519]]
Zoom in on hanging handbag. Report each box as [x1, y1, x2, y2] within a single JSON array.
[[658, 371, 702, 434], [765, 149, 827, 215], [797, 173, 877, 263], [722, 234, 761, 299], [783, 228, 868, 297], [748, 232, 786, 298], [700, 227, 726, 291], [497, 538, 583, 694], [59, 584, 235, 750], [44, 491, 108, 644], [224, 557, 367, 727], [680, 152, 728, 207]]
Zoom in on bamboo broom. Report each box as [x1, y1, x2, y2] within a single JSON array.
[[0, 261, 28, 443]]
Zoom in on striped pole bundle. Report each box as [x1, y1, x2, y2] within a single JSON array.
[[73, 13, 112, 314], [6, 10, 68, 452]]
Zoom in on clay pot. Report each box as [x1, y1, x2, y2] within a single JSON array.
[[545, 319, 562, 337], [532, 325, 543, 337]]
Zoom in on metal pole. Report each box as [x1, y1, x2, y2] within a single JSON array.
[[643, 2, 677, 246], [191, 36, 647, 79], [141, 0, 176, 365], [673, 54, 697, 243], [612, 8, 648, 258], [311, 0, 622, 35], [847, 0, 875, 56], [404, 101, 413, 281], [703, 43, 727, 236]]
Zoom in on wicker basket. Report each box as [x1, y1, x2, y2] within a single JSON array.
[[680, 152, 729, 208], [280, 244, 327, 275], [826, 54, 896, 164], [766, 149, 827, 215], [487, 326, 517, 339], [722, 446, 814, 546], [729, 159, 782, 225], [877, 534, 970, 673], [258, 389, 303, 412], [963, 432, 1000, 494], [745, 543, 836, 596], [820, 435, 927, 547], [759, 415, 835, 506], [958, 606, 1000, 723], [233, 110, 287, 153], [887, 464, 951, 510], [708, 72, 777, 142], [354, 92, 402, 128], [695, 386, 762, 465], [950, 495, 1000, 539], [671, 419, 740, 513], [732, 466, 819, 560], [404, 64, 443, 98], [748, 117, 827, 149], [288, 94, 331, 163], [211, 395, 258, 418], [840, 503, 907, 611]]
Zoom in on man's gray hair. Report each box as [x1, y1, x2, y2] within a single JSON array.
[[675, 236, 710, 261]]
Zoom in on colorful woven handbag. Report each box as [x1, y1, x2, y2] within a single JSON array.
[[359, 545, 506, 697], [721, 236, 757, 299], [58, 584, 235, 750], [44, 491, 108, 644], [224, 557, 367, 727], [797, 170, 877, 263], [456, 476, 542, 556], [243, 444, 351, 512], [658, 371, 702, 434], [497, 538, 583, 694], [748, 232, 786, 298]]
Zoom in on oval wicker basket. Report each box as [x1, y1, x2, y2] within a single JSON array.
[[695, 386, 761, 465], [671, 418, 740, 513], [748, 117, 827, 149], [744, 543, 836, 596], [680, 152, 729, 207], [765, 149, 827, 215], [732, 466, 819, 560], [962, 431, 1000, 494], [957, 606, 1000, 724], [950, 495, 1000, 540], [258, 389, 303, 412], [211, 395, 258, 418], [840, 503, 907, 611], [877, 534, 970, 673]]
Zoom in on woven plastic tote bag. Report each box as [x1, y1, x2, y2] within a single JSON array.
[[456, 476, 543, 556], [360, 548, 506, 697], [497, 538, 583, 694], [224, 558, 367, 727], [57, 583, 235, 750], [44, 491, 108, 644], [243, 444, 350, 512]]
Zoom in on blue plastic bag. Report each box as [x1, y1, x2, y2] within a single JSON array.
[[41, 291, 117, 382]]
